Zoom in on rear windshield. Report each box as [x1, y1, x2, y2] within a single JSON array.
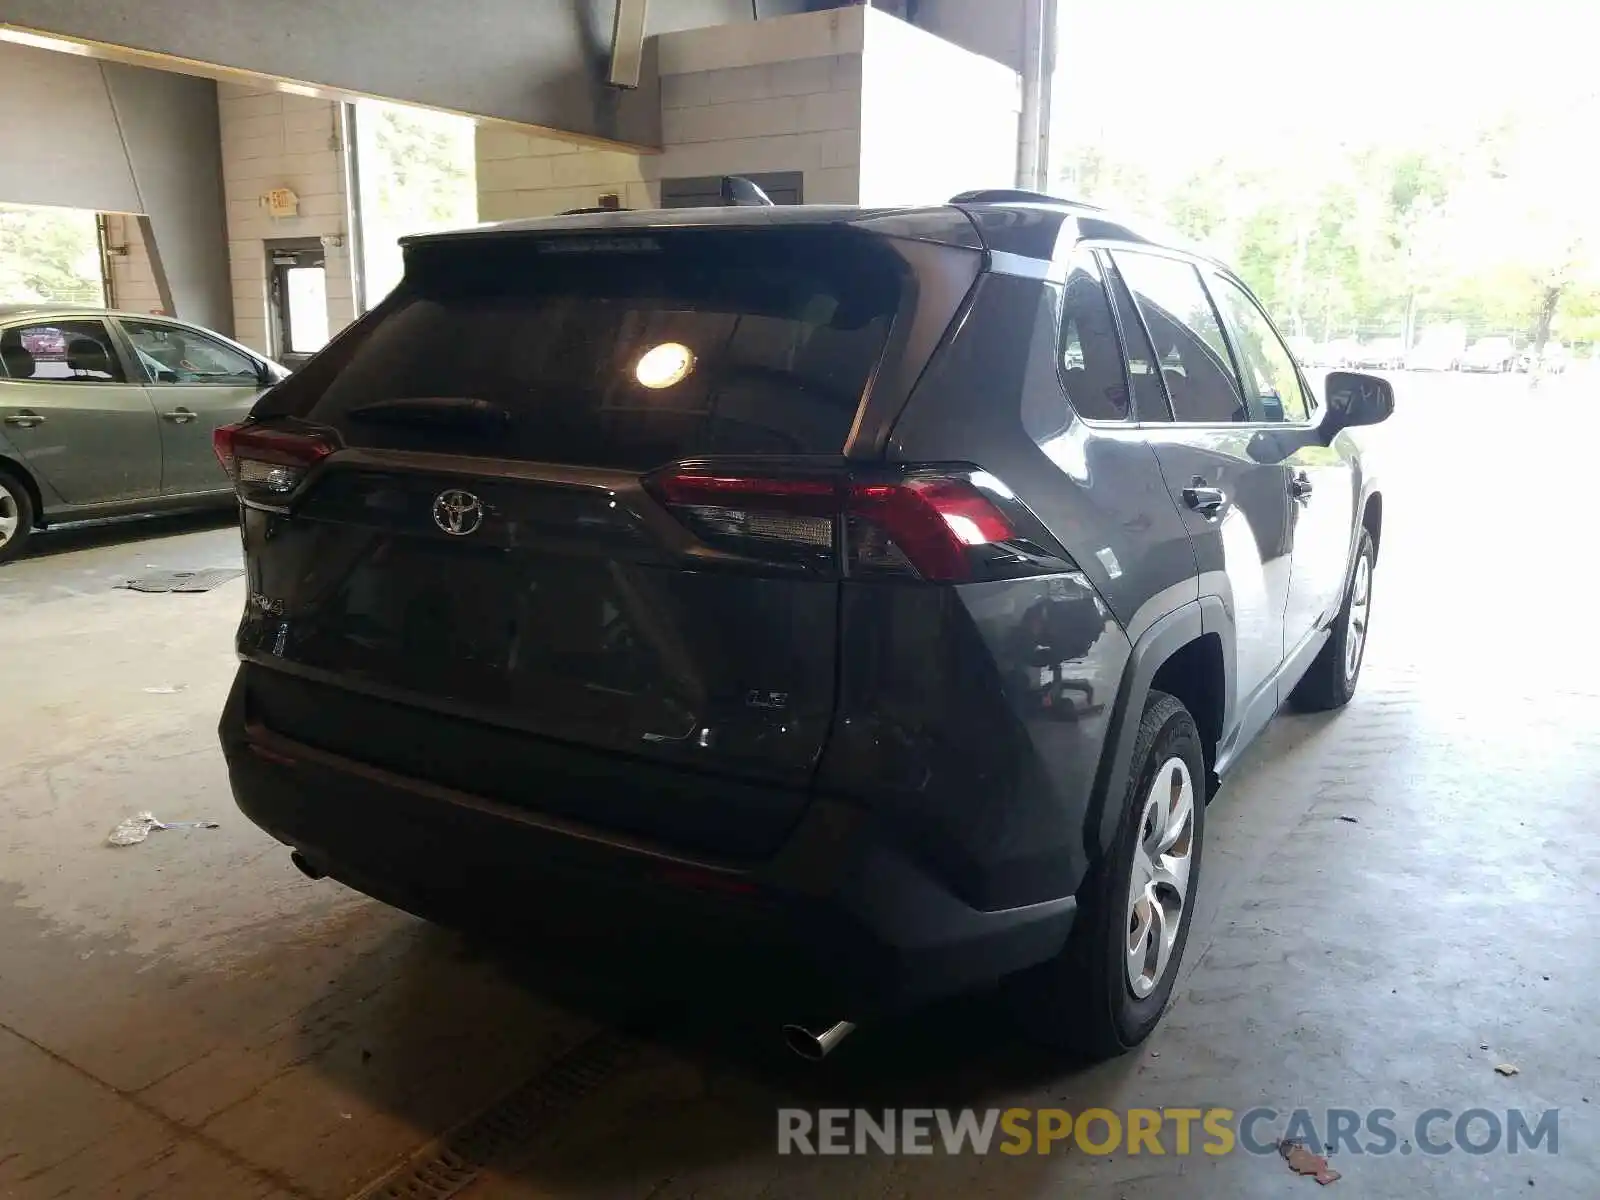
[[282, 229, 903, 469]]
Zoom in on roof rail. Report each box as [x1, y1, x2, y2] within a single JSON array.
[[948, 188, 1102, 210], [558, 206, 633, 215]]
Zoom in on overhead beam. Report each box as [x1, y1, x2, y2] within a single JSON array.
[[0, 2, 819, 149], [0, 1, 663, 150]]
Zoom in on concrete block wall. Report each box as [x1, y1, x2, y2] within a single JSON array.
[[656, 49, 861, 202], [476, 7, 866, 222], [102, 214, 165, 316], [476, 130, 653, 222], [857, 8, 1021, 207], [217, 83, 354, 356]]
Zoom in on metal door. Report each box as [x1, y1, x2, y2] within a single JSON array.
[[267, 241, 329, 370]]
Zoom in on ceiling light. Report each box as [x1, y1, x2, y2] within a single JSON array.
[[635, 342, 695, 390]]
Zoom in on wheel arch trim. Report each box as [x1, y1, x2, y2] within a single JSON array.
[[1084, 596, 1232, 864]]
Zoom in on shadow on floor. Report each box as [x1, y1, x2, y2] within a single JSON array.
[[297, 914, 1140, 1194], [22, 507, 237, 562]]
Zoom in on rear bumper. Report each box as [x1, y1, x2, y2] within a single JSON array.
[[219, 669, 1076, 1016]]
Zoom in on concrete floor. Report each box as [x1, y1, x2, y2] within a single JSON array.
[[2, 371, 1597, 1198]]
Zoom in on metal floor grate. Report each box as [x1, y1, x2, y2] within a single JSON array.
[[348, 1031, 637, 1200], [121, 567, 245, 594]]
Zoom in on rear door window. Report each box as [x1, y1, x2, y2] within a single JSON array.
[[1113, 252, 1246, 424], [1057, 251, 1131, 423], [295, 230, 903, 469], [0, 319, 125, 382], [1100, 256, 1169, 420]]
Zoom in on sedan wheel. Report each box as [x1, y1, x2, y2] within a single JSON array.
[[0, 486, 17, 545], [0, 472, 35, 564]]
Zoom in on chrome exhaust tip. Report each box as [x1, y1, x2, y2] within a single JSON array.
[[782, 1020, 856, 1061], [289, 850, 326, 881]]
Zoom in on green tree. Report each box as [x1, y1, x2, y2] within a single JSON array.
[[354, 102, 476, 304], [0, 204, 104, 304], [1052, 101, 1600, 358]]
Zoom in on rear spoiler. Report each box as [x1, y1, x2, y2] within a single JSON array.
[[558, 175, 773, 215]]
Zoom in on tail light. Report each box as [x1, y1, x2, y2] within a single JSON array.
[[647, 472, 839, 569], [645, 466, 1029, 582], [213, 423, 335, 501], [847, 477, 1015, 580]]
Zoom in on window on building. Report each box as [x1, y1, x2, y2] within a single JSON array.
[[660, 173, 804, 208], [285, 268, 330, 354]]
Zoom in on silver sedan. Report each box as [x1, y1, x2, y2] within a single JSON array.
[[0, 304, 287, 562]]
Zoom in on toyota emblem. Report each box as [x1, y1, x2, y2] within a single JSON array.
[[432, 489, 484, 536]]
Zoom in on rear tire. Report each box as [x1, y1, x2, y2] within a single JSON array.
[[0, 469, 35, 565], [1290, 529, 1374, 712], [1005, 690, 1205, 1059]]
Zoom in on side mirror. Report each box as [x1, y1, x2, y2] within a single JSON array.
[[1323, 370, 1394, 437]]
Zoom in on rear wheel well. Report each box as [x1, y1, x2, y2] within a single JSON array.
[[1149, 633, 1226, 795], [1362, 492, 1382, 562], [0, 456, 43, 528]]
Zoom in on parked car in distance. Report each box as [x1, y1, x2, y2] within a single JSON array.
[[0, 304, 289, 563], [1459, 336, 1519, 373], [217, 188, 1392, 1061], [1353, 338, 1405, 370], [1538, 343, 1570, 375], [1406, 329, 1467, 371], [1310, 337, 1362, 369]]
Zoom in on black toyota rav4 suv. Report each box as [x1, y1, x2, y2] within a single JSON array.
[[217, 190, 1392, 1059]]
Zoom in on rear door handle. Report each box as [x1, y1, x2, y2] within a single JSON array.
[[1289, 472, 1314, 502], [3, 411, 44, 428], [161, 407, 197, 424], [1182, 483, 1226, 517]]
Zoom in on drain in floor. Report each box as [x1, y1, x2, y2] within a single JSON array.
[[121, 566, 245, 594], [348, 1031, 637, 1200]]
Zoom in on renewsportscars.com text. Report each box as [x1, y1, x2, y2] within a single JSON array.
[[777, 1106, 1561, 1157]]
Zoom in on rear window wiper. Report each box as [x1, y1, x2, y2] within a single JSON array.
[[346, 396, 513, 434]]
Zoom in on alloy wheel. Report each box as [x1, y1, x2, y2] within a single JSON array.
[[1125, 756, 1196, 999], [1345, 553, 1371, 681], [0, 482, 18, 550]]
